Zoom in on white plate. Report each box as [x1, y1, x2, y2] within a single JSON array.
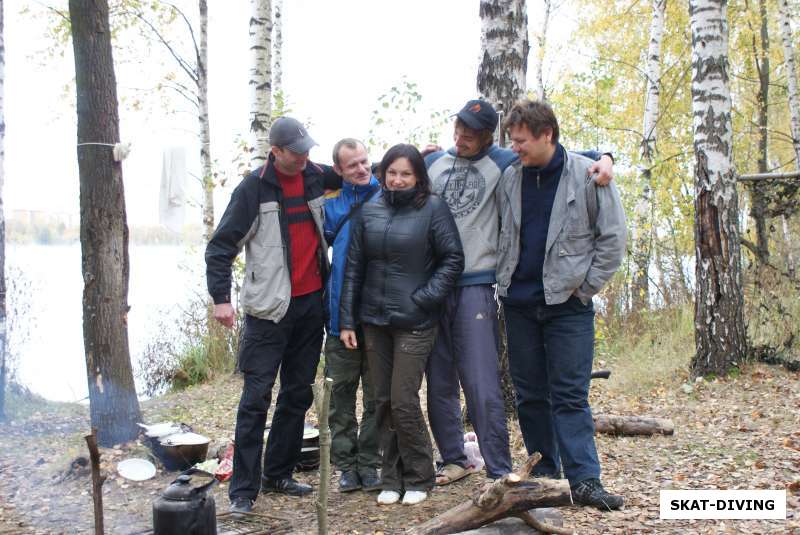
[[117, 458, 157, 481]]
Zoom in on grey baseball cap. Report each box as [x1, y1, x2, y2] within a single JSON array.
[[269, 117, 317, 153]]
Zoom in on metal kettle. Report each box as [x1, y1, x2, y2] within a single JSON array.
[[153, 469, 217, 535]]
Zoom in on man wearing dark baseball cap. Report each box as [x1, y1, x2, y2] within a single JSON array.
[[423, 98, 615, 486], [454, 99, 500, 131], [269, 116, 318, 154], [206, 117, 331, 514]]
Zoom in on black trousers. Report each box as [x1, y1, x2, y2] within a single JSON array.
[[229, 291, 324, 501], [363, 324, 437, 492]]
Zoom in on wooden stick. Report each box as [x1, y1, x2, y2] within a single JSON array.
[[85, 428, 106, 535], [738, 171, 800, 181], [313, 378, 333, 535], [410, 454, 572, 535]]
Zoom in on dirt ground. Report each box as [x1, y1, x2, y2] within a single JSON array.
[[0, 362, 797, 534]]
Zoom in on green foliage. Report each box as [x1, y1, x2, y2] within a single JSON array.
[[367, 77, 449, 154], [138, 258, 244, 395]]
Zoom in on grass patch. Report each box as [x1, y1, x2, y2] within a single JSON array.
[[2, 382, 84, 421], [597, 304, 694, 396]]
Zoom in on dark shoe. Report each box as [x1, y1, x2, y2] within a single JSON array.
[[359, 468, 382, 491], [229, 497, 254, 515], [261, 477, 313, 497], [570, 478, 624, 510], [338, 470, 362, 492]]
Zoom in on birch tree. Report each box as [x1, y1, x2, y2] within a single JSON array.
[[69, 0, 142, 446], [477, 0, 529, 132], [778, 0, 800, 277], [778, 0, 800, 169], [273, 0, 283, 98], [477, 0, 529, 415], [631, 0, 666, 312], [688, 0, 747, 376], [0, 0, 5, 420], [249, 0, 272, 167], [532, 0, 552, 101], [198, 0, 213, 242]]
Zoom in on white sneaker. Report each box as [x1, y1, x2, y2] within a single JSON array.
[[376, 490, 401, 505], [401, 490, 428, 505]]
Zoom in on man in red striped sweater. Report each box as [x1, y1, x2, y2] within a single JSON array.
[[206, 117, 330, 514]]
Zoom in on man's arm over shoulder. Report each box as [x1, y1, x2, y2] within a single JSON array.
[[572, 149, 614, 186], [576, 182, 627, 301], [205, 176, 260, 305]]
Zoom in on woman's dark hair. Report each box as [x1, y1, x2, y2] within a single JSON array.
[[378, 143, 432, 208]]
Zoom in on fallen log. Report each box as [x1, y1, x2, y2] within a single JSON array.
[[593, 414, 674, 436], [410, 454, 574, 535]]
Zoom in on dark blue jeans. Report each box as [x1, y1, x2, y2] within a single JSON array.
[[503, 295, 600, 486]]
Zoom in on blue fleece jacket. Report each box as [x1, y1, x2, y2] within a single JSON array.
[[324, 177, 380, 335]]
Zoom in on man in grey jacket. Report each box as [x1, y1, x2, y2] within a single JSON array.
[[423, 100, 614, 484], [497, 99, 627, 510]]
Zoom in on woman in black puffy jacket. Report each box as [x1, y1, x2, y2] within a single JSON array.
[[339, 143, 464, 506]]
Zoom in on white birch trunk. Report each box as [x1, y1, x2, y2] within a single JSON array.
[[781, 215, 795, 277], [0, 0, 6, 419], [631, 0, 666, 312], [198, 0, 214, 242], [249, 0, 272, 167], [689, 0, 747, 376], [477, 0, 529, 139], [778, 0, 800, 168], [478, 1, 528, 417], [532, 0, 551, 101], [272, 0, 282, 98]]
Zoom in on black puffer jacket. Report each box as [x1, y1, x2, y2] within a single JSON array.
[[340, 191, 464, 331]]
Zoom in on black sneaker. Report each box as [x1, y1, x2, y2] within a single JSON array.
[[359, 468, 382, 491], [261, 477, 313, 497], [229, 497, 254, 515], [338, 470, 362, 492], [570, 478, 624, 510]]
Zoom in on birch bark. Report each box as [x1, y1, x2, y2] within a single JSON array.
[[632, 0, 666, 312], [249, 0, 272, 167], [778, 0, 800, 168], [198, 0, 214, 242], [532, 0, 551, 102], [273, 0, 282, 98], [477, 0, 529, 136], [688, 0, 747, 376]]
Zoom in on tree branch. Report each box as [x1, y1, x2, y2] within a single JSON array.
[[128, 10, 198, 83]]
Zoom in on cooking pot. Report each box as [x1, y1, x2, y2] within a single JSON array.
[[159, 433, 210, 471]]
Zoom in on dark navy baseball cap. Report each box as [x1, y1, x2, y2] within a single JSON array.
[[454, 99, 499, 132]]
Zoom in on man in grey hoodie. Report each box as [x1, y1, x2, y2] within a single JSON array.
[[423, 99, 614, 483]]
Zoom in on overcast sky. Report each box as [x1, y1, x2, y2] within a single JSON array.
[[4, 0, 578, 225]]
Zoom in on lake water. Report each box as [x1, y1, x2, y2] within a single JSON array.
[[6, 243, 206, 402]]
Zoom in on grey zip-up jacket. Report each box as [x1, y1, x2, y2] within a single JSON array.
[[496, 151, 627, 305], [206, 157, 330, 323]]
